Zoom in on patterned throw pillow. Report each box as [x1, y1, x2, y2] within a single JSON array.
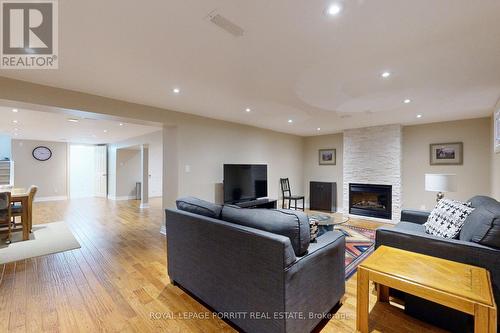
[[309, 219, 319, 242], [424, 198, 474, 238]]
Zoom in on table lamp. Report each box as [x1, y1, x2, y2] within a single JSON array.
[[425, 174, 457, 202]]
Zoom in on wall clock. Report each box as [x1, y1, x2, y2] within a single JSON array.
[[32, 146, 52, 161]]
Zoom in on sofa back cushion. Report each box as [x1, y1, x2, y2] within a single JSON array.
[[221, 206, 310, 256], [176, 197, 222, 219], [468, 195, 499, 209], [460, 200, 500, 249]]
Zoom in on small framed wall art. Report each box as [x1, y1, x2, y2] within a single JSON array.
[[319, 149, 336, 165], [430, 142, 463, 165]]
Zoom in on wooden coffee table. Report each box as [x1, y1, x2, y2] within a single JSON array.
[[356, 246, 497, 333]]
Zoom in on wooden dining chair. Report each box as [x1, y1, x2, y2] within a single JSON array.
[[11, 185, 38, 233], [280, 178, 305, 211], [0, 192, 12, 243]]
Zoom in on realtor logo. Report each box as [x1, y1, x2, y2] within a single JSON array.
[[1, 0, 58, 69]]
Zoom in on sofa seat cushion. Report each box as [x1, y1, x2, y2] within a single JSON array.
[[395, 221, 427, 234], [460, 203, 500, 249], [424, 199, 474, 238], [221, 206, 310, 256], [176, 197, 222, 219]]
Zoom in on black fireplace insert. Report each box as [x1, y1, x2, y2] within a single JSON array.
[[349, 183, 392, 220]]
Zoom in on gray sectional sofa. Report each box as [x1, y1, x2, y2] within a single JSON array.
[[166, 197, 346, 333], [376, 195, 500, 332]]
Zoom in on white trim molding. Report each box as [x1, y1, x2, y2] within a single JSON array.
[[107, 195, 137, 201]]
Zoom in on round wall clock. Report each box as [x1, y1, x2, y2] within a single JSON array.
[[32, 146, 52, 161]]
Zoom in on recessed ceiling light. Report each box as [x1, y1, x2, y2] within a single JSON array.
[[67, 118, 79, 122], [416, 114, 423, 118], [381, 71, 391, 78], [119, 123, 124, 126], [173, 88, 180, 94], [403, 99, 411, 104], [12, 120, 18, 124], [327, 3, 342, 16], [245, 108, 251, 112], [288, 119, 293, 123], [317, 127, 321, 131], [103, 130, 108, 133], [12, 109, 18, 113]]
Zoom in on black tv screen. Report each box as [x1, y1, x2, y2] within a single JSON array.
[[223, 164, 268, 203]]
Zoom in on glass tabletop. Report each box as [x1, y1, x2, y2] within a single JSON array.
[[309, 213, 349, 226]]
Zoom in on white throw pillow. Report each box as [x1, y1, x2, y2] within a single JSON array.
[[424, 198, 474, 238]]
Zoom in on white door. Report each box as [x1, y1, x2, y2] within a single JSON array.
[[94, 145, 107, 197]]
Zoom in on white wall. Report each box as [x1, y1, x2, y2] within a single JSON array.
[[176, 119, 304, 205], [0, 135, 11, 160], [115, 148, 141, 198], [303, 133, 343, 209], [11, 139, 68, 199], [108, 130, 163, 199], [402, 117, 491, 210]]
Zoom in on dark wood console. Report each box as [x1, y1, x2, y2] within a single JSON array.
[[310, 182, 337, 212]]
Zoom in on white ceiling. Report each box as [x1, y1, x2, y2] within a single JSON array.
[[0, 107, 162, 144], [1, 0, 499, 136]]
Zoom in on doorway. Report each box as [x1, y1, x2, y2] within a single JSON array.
[[69, 144, 107, 198]]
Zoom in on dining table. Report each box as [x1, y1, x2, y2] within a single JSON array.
[[9, 188, 30, 241]]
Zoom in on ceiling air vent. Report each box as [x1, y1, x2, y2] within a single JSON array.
[[207, 11, 244, 37]]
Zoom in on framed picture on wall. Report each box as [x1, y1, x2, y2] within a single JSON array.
[[319, 149, 336, 165], [495, 109, 500, 153], [430, 142, 463, 165]]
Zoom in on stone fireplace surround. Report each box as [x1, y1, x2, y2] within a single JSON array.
[[343, 124, 402, 222]]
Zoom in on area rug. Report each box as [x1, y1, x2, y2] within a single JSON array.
[[337, 225, 376, 279], [0, 221, 81, 265]]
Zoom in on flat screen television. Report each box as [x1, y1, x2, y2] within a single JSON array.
[[223, 164, 268, 203]]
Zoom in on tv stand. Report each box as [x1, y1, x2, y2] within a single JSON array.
[[234, 198, 277, 209]]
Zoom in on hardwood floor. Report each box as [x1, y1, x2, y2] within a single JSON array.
[[0, 198, 447, 332]]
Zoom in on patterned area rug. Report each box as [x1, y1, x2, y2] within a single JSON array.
[[337, 225, 376, 279]]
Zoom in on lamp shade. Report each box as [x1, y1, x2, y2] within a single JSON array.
[[425, 174, 457, 193]]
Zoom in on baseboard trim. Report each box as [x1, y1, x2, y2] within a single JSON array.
[[160, 226, 166, 235], [108, 195, 162, 201], [108, 195, 137, 201], [35, 196, 68, 202]]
